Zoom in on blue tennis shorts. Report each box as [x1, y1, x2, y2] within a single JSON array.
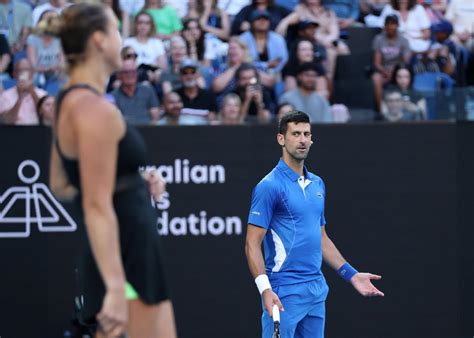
[[261, 277, 329, 338]]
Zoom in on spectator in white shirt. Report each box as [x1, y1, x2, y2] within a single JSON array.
[[378, 0, 431, 53]]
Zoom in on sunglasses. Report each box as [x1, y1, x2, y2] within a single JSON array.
[[123, 53, 138, 60], [181, 69, 197, 75]]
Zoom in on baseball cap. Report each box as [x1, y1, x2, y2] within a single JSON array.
[[384, 14, 399, 25], [180, 58, 199, 72], [249, 10, 271, 22], [298, 20, 319, 30]]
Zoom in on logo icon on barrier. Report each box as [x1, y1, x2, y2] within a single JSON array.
[[0, 160, 77, 238]]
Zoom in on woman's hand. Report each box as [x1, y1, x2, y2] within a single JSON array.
[[142, 169, 166, 201], [97, 288, 128, 337]]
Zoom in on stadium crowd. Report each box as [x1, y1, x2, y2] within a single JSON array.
[[0, 0, 472, 125]]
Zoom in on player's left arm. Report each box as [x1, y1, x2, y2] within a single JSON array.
[[321, 225, 384, 297]]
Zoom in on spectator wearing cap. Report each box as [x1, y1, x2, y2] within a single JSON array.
[[0, 0, 33, 53], [278, 62, 332, 122], [292, 20, 328, 65], [430, 20, 468, 83], [276, 0, 350, 81], [295, 20, 322, 47], [378, 0, 431, 53], [322, 0, 360, 29], [158, 91, 208, 125], [0, 58, 46, 125], [239, 9, 288, 77], [232, 62, 274, 123], [111, 59, 161, 124], [445, 0, 473, 51], [176, 58, 218, 120], [231, 0, 290, 36], [372, 14, 411, 111], [283, 38, 329, 98], [160, 36, 206, 93]]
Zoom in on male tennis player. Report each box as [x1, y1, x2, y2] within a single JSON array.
[[245, 111, 384, 338]]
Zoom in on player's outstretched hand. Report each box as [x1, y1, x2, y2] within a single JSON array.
[[351, 273, 384, 297], [262, 289, 284, 316]]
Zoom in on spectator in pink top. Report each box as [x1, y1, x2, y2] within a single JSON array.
[[0, 59, 46, 125]]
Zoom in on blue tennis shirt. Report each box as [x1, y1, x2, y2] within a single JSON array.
[[248, 159, 326, 287]]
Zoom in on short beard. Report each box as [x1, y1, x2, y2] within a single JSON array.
[[183, 79, 197, 88], [287, 149, 307, 162]]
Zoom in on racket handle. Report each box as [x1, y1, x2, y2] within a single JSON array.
[[272, 304, 280, 323]]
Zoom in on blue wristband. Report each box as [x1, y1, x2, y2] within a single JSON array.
[[337, 262, 358, 282]]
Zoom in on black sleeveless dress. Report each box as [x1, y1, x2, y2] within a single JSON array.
[[55, 84, 170, 323]]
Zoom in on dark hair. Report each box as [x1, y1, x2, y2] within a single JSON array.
[[296, 61, 320, 75], [252, 0, 274, 7], [109, 0, 122, 21], [57, 3, 109, 67], [235, 62, 259, 81], [182, 18, 205, 61], [384, 89, 402, 99], [384, 14, 399, 25], [391, 63, 414, 86], [36, 95, 52, 126], [390, 0, 417, 11], [278, 110, 310, 135], [288, 38, 314, 64], [196, 0, 219, 15]]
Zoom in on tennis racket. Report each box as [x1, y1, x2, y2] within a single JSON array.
[[272, 304, 281, 338]]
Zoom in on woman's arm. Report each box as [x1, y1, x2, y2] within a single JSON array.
[[201, 9, 231, 41], [73, 94, 127, 293], [212, 65, 238, 93], [317, 11, 340, 47], [26, 43, 39, 71], [49, 142, 77, 200], [275, 12, 299, 37]]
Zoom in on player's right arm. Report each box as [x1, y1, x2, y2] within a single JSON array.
[[245, 224, 284, 316]]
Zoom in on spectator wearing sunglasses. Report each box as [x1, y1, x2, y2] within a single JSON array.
[[107, 46, 148, 92], [176, 58, 218, 121], [111, 60, 160, 124]]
